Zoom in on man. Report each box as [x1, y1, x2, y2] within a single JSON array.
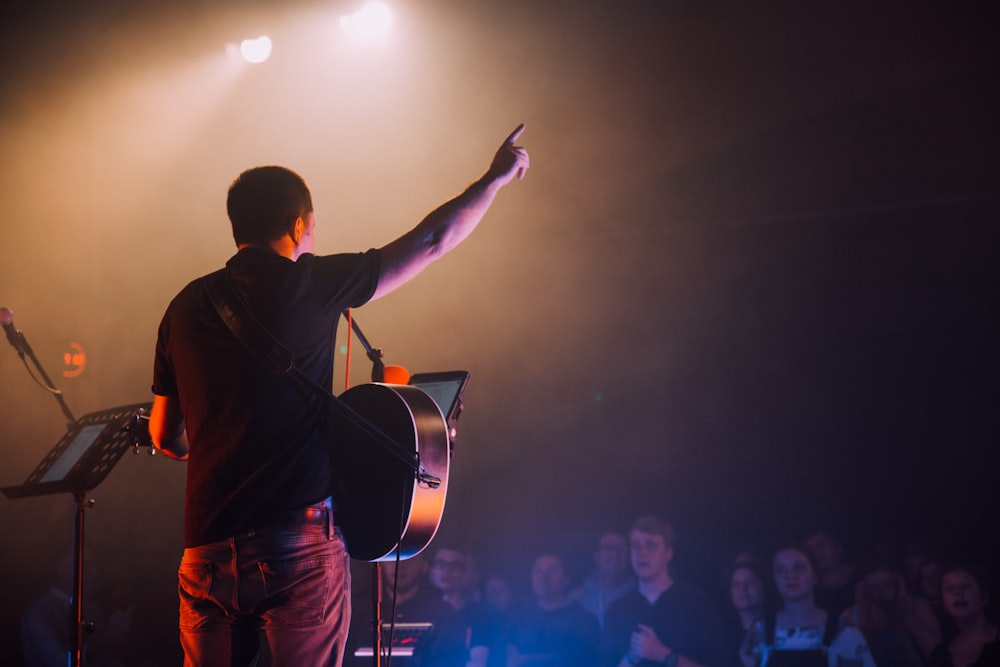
[[507, 553, 600, 667], [148, 125, 529, 667], [601, 516, 726, 667], [803, 530, 857, 617], [569, 531, 636, 630], [368, 557, 469, 667], [428, 547, 497, 667]]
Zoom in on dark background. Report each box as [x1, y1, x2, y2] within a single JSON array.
[[1, 1, 998, 664]]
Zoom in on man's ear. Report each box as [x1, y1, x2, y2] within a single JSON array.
[[291, 216, 305, 245]]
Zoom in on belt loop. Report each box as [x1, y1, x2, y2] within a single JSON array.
[[327, 499, 334, 540]]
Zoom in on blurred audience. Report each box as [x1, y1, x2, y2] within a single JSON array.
[[602, 515, 727, 667], [723, 562, 768, 667], [380, 556, 470, 667], [20, 547, 134, 667], [846, 560, 941, 666], [927, 565, 999, 667], [430, 546, 500, 667], [569, 532, 635, 631], [804, 531, 858, 617], [505, 553, 599, 667], [740, 545, 876, 667]]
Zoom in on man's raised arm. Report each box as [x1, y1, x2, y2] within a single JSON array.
[[372, 124, 530, 300]]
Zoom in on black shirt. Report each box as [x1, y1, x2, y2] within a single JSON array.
[[602, 582, 728, 667], [153, 247, 379, 547]]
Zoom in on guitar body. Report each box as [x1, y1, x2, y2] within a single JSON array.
[[329, 383, 450, 562]]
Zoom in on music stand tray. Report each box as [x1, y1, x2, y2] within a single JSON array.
[[2, 401, 152, 499]]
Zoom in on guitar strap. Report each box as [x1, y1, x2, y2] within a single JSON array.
[[200, 269, 423, 475]]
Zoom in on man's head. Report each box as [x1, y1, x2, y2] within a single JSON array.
[[227, 166, 314, 249], [531, 553, 571, 605], [803, 531, 843, 573], [594, 531, 629, 577], [381, 557, 429, 593], [629, 515, 675, 583], [430, 547, 468, 594]]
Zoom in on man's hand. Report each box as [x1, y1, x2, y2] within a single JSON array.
[[630, 624, 670, 664], [486, 124, 530, 186]]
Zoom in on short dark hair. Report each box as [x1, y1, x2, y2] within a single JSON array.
[[630, 515, 675, 550], [226, 166, 313, 246]]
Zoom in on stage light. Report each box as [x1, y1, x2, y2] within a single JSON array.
[[240, 36, 272, 64], [340, 1, 394, 42]]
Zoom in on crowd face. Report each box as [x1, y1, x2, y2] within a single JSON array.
[[941, 570, 986, 622], [596, 533, 630, 577], [862, 568, 900, 603], [730, 566, 765, 612], [920, 560, 944, 601], [804, 533, 840, 572], [431, 549, 467, 594], [629, 529, 672, 582], [531, 555, 570, 600], [382, 559, 427, 592], [485, 576, 512, 612], [773, 548, 817, 603]]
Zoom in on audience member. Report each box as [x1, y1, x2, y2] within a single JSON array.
[[903, 542, 935, 596], [485, 574, 515, 619], [927, 565, 1000, 667], [723, 562, 768, 667], [570, 532, 636, 631], [376, 557, 469, 667], [740, 545, 876, 667], [505, 553, 599, 667], [847, 561, 941, 666], [20, 548, 134, 667], [918, 557, 960, 641], [602, 515, 727, 667], [430, 547, 499, 667], [804, 531, 858, 617]]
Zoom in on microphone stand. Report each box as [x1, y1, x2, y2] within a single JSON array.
[[343, 310, 385, 383], [10, 325, 77, 428], [340, 311, 386, 667]]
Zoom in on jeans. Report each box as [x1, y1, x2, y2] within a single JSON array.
[[177, 500, 351, 667]]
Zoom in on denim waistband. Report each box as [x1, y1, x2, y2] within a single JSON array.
[[250, 496, 333, 533]]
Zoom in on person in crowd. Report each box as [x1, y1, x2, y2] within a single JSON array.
[[485, 574, 515, 620], [723, 562, 769, 667], [506, 553, 599, 667], [372, 556, 470, 667], [740, 544, 876, 667], [903, 543, 935, 597], [804, 531, 858, 618], [430, 547, 499, 667], [20, 548, 134, 667], [846, 561, 941, 666], [602, 515, 727, 667], [927, 565, 1000, 667], [918, 557, 959, 640], [570, 532, 636, 631]]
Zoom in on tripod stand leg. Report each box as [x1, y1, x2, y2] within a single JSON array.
[[372, 562, 383, 667], [70, 492, 94, 667]]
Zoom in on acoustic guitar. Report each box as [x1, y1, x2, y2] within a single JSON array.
[[328, 383, 450, 562]]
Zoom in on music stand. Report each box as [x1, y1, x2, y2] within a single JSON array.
[[2, 402, 153, 667]]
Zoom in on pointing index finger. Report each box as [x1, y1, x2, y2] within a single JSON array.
[[505, 123, 525, 145]]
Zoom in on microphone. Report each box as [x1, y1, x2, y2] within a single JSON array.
[[0, 306, 25, 358]]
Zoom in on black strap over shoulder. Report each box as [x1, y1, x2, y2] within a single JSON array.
[[200, 268, 424, 477], [821, 610, 840, 648], [202, 269, 294, 375], [765, 609, 776, 645]]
